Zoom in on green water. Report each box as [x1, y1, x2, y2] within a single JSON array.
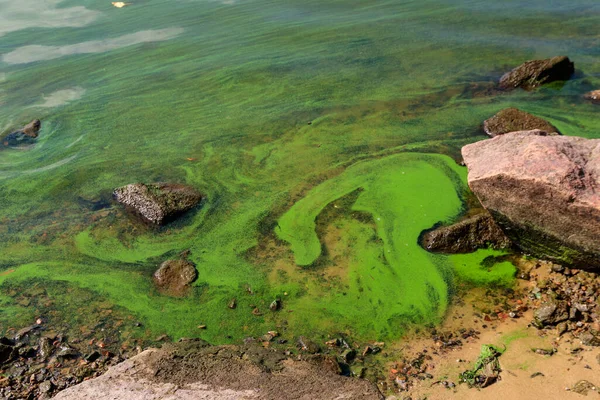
[[0, 0, 599, 343]]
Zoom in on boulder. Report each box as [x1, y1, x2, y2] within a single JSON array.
[[584, 90, 600, 103], [153, 260, 198, 294], [462, 130, 600, 269], [483, 108, 559, 137], [113, 183, 202, 225], [2, 119, 41, 147], [421, 212, 511, 253], [499, 56, 574, 90]]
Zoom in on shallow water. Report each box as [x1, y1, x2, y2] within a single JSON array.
[[0, 0, 599, 343]]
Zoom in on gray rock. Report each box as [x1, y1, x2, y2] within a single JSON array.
[[113, 183, 202, 225], [533, 299, 569, 328], [462, 131, 600, 269]]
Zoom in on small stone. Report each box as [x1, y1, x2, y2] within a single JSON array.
[[38, 380, 53, 394], [228, 298, 237, 309], [297, 336, 320, 354], [269, 299, 281, 312], [341, 349, 356, 363], [56, 345, 78, 359], [197, 325, 207, 330], [572, 380, 598, 395]]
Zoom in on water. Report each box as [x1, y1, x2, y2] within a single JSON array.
[[0, 0, 599, 344]]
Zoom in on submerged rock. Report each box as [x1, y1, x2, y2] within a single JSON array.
[[584, 90, 600, 103], [113, 183, 202, 225], [421, 211, 511, 254], [462, 130, 600, 269], [153, 260, 198, 294], [483, 108, 559, 137], [499, 56, 574, 90], [2, 119, 41, 147]]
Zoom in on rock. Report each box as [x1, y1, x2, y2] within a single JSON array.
[[421, 211, 511, 253], [113, 183, 202, 225], [584, 90, 600, 103], [269, 299, 281, 312], [2, 119, 41, 147], [153, 260, 198, 294], [483, 108, 560, 137], [15, 325, 39, 340], [228, 298, 237, 309], [0, 341, 15, 365], [39, 380, 53, 394], [56, 344, 78, 359], [297, 336, 320, 354], [21, 119, 41, 137], [579, 332, 600, 347], [533, 299, 569, 328], [38, 337, 52, 360], [85, 351, 102, 363], [341, 349, 356, 363], [462, 130, 600, 269], [572, 380, 598, 396], [499, 56, 574, 90]]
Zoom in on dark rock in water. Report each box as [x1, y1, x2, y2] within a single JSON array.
[[153, 260, 198, 294], [15, 325, 40, 340], [462, 130, 600, 269], [499, 56, 574, 90], [56, 344, 78, 359], [421, 212, 511, 254], [2, 119, 41, 147], [113, 183, 202, 225], [0, 341, 15, 365], [483, 108, 560, 137], [85, 351, 102, 362], [269, 299, 281, 311], [584, 90, 600, 103], [341, 349, 356, 363], [228, 298, 237, 309], [38, 337, 52, 360], [533, 299, 569, 328]]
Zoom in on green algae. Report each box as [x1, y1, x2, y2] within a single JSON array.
[[0, 0, 599, 345]]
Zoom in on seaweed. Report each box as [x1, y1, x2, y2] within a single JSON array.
[[459, 344, 504, 388]]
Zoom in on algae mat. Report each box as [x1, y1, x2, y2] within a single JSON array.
[[0, 0, 599, 344]]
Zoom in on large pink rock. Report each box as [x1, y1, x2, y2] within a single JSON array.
[[462, 130, 600, 269]]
